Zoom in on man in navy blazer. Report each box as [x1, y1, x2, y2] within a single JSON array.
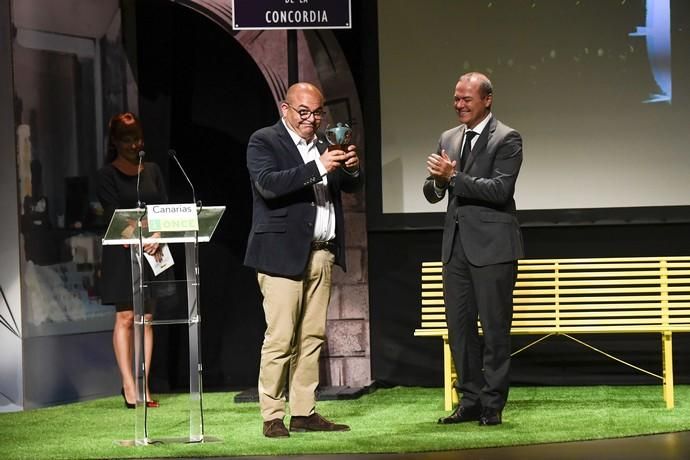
[[424, 72, 524, 426], [245, 82, 362, 437]]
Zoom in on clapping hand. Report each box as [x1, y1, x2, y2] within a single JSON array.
[[427, 149, 456, 186]]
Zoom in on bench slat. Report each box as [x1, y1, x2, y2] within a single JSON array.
[[518, 270, 669, 279], [421, 299, 445, 305], [516, 279, 666, 286]]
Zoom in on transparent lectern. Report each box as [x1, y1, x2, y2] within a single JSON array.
[[103, 205, 225, 446]]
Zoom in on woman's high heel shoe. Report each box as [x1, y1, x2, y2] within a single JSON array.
[[120, 388, 135, 409]]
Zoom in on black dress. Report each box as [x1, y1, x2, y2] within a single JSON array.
[[98, 162, 168, 307]]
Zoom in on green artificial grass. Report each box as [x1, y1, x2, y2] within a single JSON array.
[[2, 385, 690, 459]]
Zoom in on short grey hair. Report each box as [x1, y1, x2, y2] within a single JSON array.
[[459, 72, 493, 98]]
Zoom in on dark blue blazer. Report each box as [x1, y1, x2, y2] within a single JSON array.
[[244, 120, 362, 277]]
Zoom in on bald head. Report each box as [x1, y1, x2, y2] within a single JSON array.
[[281, 82, 325, 140], [285, 82, 324, 106]]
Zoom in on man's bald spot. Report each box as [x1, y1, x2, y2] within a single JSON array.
[[285, 82, 324, 105]]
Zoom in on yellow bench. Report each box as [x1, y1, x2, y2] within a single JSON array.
[[414, 257, 690, 410]]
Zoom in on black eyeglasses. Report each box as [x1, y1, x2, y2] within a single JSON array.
[[287, 104, 326, 120]]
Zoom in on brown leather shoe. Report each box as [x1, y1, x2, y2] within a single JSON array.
[[437, 405, 482, 424], [263, 418, 290, 438], [289, 413, 350, 432]]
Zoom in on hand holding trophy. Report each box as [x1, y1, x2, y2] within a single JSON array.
[[325, 122, 353, 152], [324, 121, 359, 173]]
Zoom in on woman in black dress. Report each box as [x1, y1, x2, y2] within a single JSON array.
[[98, 112, 164, 408]]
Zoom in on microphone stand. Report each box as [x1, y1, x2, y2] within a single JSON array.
[[136, 150, 146, 209], [168, 149, 202, 213], [134, 150, 150, 437], [136, 150, 147, 253], [168, 148, 205, 438]]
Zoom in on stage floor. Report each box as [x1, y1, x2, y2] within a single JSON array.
[[164, 430, 690, 460]]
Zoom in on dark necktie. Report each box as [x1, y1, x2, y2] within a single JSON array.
[[460, 130, 477, 171]]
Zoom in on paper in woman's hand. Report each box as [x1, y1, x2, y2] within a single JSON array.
[[143, 244, 174, 276]]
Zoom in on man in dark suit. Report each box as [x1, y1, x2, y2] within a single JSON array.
[[245, 82, 362, 438], [424, 72, 523, 426]]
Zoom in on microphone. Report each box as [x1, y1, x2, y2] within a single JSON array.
[[168, 149, 198, 208], [136, 150, 145, 208]]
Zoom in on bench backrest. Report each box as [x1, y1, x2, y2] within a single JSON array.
[[420, 257, 690, 335]]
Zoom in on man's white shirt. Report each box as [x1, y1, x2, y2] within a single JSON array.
[[283, 119, 336, 242]]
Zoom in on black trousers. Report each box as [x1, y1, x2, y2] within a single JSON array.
[[443, 229, 517, 411]]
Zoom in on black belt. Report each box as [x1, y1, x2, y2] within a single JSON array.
[[311, 240, 336, 253]]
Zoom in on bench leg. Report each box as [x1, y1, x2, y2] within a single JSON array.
[[443, 337, 456, 411], [662, 332, 674, 409]]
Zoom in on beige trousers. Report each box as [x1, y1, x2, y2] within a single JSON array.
[[257, 248, 335, 421]]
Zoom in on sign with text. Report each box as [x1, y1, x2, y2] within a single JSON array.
[[147, 204, 199, 232], [232, 0, 351, 30]]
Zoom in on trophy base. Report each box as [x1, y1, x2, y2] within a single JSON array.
[[327, 143, 350, 152]]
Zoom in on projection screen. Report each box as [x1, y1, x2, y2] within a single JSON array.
[[378, 0, 689, 224]]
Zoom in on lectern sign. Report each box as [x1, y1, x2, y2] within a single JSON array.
[[147, 204, 199, 232], [232, 0, 351, 30]]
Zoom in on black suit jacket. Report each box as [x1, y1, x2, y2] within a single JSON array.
[[244, 120, 362, 277], [423, 115, 524, 266]]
